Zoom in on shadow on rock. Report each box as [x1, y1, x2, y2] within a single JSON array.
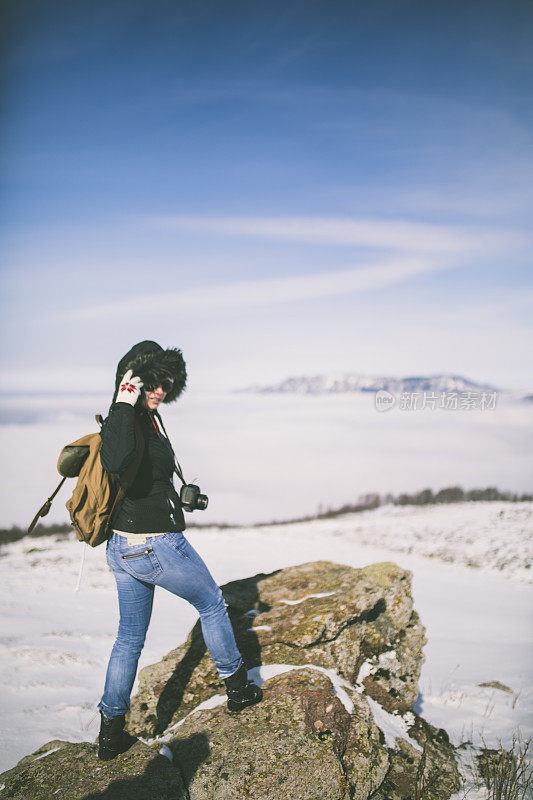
[[81, 734, 210, 800], [153, 618, 208, 735], [149, 571, 278, 735], [0, 735, 210, 800]]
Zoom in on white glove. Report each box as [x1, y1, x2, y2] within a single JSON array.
[[116, 369, 143, 406]]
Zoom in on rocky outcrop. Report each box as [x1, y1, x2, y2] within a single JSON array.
[[128, 560, 426, 737], [0, 672, 459, 800], [0, 560, 461, 800], [0, 738, 184, 799]]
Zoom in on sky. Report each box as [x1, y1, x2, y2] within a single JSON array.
[[1, 0, 532, 395]]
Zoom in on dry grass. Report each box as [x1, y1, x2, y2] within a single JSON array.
[[477, 734, 532, 800]]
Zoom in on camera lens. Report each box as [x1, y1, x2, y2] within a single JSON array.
[[179, 484, 208, 512], [197, 494, 209, 510]]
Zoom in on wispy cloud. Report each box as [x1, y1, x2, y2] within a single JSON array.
[[146, 215, 521, 255], [59, 255, 452, 321], [56, 213, 529, 322]]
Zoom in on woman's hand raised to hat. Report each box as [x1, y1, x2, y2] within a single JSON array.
[[116, 369, 143, 406]]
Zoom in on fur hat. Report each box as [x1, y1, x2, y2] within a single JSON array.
[[113, 340, 187, 405]]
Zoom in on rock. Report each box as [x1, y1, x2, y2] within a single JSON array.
[[0, 738, 185, 799], [372, 716, 461, 800], [128, 560, 426, 737], [166, 667, 389, 800]]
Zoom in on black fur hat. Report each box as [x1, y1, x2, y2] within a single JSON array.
[[113, 340, 187, 405]]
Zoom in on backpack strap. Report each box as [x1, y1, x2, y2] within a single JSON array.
[[27, 476, 68, 533]]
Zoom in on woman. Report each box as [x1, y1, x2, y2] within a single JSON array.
[[97, 340, 262, 761]]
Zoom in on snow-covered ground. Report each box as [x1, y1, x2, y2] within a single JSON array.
[[270, 501, 533, 582], [0, 501, 531, 774]]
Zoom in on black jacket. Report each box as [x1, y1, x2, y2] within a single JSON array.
[[100, 341, 187, 534]]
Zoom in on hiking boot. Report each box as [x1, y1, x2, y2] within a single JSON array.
[[97, 711, 136, 761], [223, 663, 263, 712]]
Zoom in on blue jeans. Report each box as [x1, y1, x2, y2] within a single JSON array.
[[97, 531, 243, 718]]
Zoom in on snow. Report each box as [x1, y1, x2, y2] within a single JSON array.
[[251, 502, 533, 583], [366, 697, 423, 752], [152, 694, 228, 744], [32, 746, 64, 762], [158, 744, 173, 763], [451, 743, 492, 800], [279, 591, 337, 604], [0, 502, 532, 774]]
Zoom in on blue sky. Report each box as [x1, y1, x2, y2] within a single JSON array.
[[1, 0, 532, 394]]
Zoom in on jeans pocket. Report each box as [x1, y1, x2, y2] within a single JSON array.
[[119, 546, 163, 580]]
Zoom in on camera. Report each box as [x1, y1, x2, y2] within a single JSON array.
[[180, 483, 209, 512]]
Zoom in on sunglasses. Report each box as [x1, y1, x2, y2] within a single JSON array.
[[143, 378, 174, 393]]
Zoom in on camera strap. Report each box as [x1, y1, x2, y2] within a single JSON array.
[[153, 410, 187, 487], [172, 459, 187, 486]]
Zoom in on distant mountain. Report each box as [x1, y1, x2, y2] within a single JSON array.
[[237, 373, 505, 396]]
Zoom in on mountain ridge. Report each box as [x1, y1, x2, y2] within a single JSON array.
[[236, 371, 507, 396]]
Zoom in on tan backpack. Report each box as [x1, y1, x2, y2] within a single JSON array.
[[28, 415, 144, 547]]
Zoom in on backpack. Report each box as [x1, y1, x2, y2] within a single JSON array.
[[28, 414, 144, 547]]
